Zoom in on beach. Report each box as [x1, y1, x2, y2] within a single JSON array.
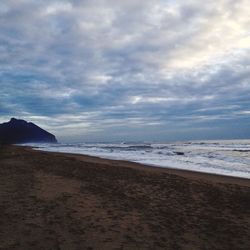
[[0, 145, 250, 250]]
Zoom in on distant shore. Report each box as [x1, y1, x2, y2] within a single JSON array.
[[24, 139, 250, 179], [31, 145, 250, 186], [1, 145, 250, 249]]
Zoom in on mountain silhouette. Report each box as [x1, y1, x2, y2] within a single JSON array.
[[0, 118, 57, 144]]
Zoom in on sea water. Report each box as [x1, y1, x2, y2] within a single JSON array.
[[22, 140, 250, 179]]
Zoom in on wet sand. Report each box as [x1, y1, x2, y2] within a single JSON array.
[[0, 145, 250, 250]]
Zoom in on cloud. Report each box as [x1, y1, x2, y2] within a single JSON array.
[[0, 0, 250, 141]]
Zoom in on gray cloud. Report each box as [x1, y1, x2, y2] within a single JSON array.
[[0, 0, 250, 141]]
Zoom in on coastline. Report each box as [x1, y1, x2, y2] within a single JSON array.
[[26, 140, 250, 181], [1, 145, 250, 249], [27, 146, 250, 187]]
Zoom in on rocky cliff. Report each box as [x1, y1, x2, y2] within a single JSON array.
[[0, 118, 57, 144]]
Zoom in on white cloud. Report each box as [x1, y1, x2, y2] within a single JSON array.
[[44, 2, 72, 15]]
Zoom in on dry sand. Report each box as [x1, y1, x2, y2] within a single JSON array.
[[0, 145, 250, 250]]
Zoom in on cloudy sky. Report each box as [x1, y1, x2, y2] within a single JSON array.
[[0, 0, 250, 142]]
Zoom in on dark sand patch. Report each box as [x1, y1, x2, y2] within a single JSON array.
[[0, 145, 250, 249]]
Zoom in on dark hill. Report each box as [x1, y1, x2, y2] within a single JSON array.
[[0, 118, 57, 144]]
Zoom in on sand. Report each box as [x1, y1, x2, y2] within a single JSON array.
[[0, 145, 250, 250]]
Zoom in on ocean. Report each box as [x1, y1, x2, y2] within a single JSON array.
[[22, 140, 250, 179]]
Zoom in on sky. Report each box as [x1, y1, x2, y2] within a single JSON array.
[[0, 0, 250, 142]]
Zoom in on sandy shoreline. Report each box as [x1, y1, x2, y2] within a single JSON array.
[[1, 145, 250, 249], [29, 146, 250, 187]]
